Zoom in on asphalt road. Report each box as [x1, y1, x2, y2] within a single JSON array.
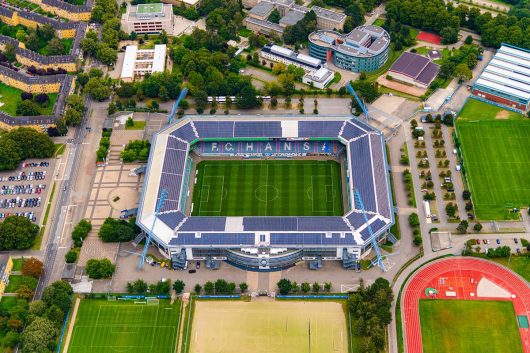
[[34, 97, 92, 298]]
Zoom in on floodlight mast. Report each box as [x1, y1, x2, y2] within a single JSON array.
[[346, 81, 371, 121], [353, 189, 385, 272], [139, 189, 168, 269]]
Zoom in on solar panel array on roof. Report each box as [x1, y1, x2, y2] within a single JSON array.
[[270, 232, 357, 246], [171, 123, 198, 142], [360, 218, 386, 241], [234, 121, 282, 138], [167, 137, 188, 151], [390, 52, 430, 79], [158, 211, 186, 230], [341, 122, 366, 140], [297, 120, 344, 138], [370, 134, 391, 219], [414, 62, 440, 86], [178, 217, 227, 231], [169, 232, 255, 246], [159, 150, 187, 212], [349, 136, 377, 212], [194, 121, 234, 138], [346, 211, 366, 229], [297, 217, 351, 231], [243, 217, 298, 231]]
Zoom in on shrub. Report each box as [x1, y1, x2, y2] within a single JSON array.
[[71, 219, 92, 248], [65, 249, 78, 263], [22, 257, 43, 278], [85, 258, 115, 279]]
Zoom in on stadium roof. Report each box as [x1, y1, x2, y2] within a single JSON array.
[[137, 116, 393, 249], [389, 51, 440, 86], [473, 44, 530, 103]]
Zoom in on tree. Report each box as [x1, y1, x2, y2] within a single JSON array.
[[467, 53, 478, 69], [204, 281, 214, 295], [71, 219, 92, 247], [65, 249, 78, 263], [55, 118, 68, 136], [0, 139, 21, 171], [2, 331, 20, 348], [441, 26, 458, 44], [194, 284, 202, 294], [457, 220, 469, 234], [96, 45, 118, 66], [445, 203, 457, 218], [173, 280, 185, 294], [236, 85, 261, 109], [85, 258, 115, 279], [473, 223, 483, 233], [21, 317, 57, 353], [47, 38, 65, 56], [268, 8, 281, 23], [16, 100, 41, 116], [22, 257, 43, 278], [66, 95, 85, 113], [64, 108, 83, 126], [4, 43, 16, 62], [41, 280, 73, 314], [16, 284, 34, 301], [454, 63, 472, 82], [301, 282, 310, 293], [277, 278, 291, 295], [0, 216, 39, 250], [324, 282, 332, 292], [312, 282, 320, 293], [38, 24, 56, 41], [462, 190, 471, 200], [408, 213, 420, 227], [464, 35, 473, 44], [239, 282, 248, 293], [83, 77, 111, 101], [98, 217, 136, 242], [25, 32, 40, 52]]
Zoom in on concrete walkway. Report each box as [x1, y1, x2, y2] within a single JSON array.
[[61, 296, 80, 353]]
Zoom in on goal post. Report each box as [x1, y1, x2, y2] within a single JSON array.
[[107, 295, 117, 301], [147, 298, 160, 305]]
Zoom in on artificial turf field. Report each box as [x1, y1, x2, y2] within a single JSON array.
[[67, 299, 181, 353], [456, 99, 530, 220], [419, 300, 524, 353], [188, 300, 348, 353], [191, 160, 344, 216]]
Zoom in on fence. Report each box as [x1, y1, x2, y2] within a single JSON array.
[[276, 295, 349, 299], [196, 295, 241, 299]]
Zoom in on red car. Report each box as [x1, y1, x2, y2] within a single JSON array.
[[476, 239, 480, 245]]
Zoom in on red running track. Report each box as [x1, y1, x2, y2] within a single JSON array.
[[402, 257, 530, 353], [416, 31, 442, 45]]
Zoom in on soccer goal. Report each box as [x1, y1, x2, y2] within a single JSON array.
[[107, 296, 117, 301], [147, 298, 160, 305]]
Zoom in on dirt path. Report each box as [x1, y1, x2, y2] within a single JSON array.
[[62, 296, 80, 353], [176, 295, 190, 353]]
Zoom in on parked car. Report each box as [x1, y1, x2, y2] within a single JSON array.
[[476, 239, 480, 245], [188, 269, 196, 274], [496, 239, 500, 245], [516, 248, 521, 255], [482, 239, 487, 244], [196, 261, 200, 269], [514, 238, 519, 244]]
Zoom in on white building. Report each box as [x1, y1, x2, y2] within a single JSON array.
[[121, 45, 167, 82], [121, 3, 174, 34], [302, 67, 334, 89], [260, 44, 323, 72]]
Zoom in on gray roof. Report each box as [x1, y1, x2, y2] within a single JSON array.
[[249, 1, 275, 17], [312, 6, 346, 23], [280, 10, 305, 26], [390, 51, 440, 85]]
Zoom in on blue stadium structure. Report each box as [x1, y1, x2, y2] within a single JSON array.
[[137, 115, 394, 271]]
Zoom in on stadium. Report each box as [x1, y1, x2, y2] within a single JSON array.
[[136, 115, 394, 271]]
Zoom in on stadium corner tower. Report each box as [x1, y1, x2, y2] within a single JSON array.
[[137, 115, 394, 271]]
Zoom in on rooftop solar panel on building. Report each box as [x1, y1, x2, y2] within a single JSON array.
[[167, 137, 188, 151], [297, 217, 351, 231], [349, 137, 377, 212], [171, 123, 198, 142], [269, 232, 357, 245], [346, 211, 366, 229], [341, 122, 366, 140], [158, 211, 186, 230], [415, 61, 440, 86], [193, 121, 235, 138], [390, 52, 430, 79], [370, 134, 391, 219], [298, 120, 344, 138], [178, 217, 227, 231], [360, 218, 386, 241], [234, 121, 282, 138], [243, 217, 298, 231], [169, 232, 255, 246]]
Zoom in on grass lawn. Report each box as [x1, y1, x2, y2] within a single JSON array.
[[5, 275, 38, 292], [238, 27, 252, 37], [0, 83, 24, 116], [11, 258, 23, 272], [0, 297, 17, 311], [68, 299, 181, 353], [373, 18, 385, 27], [191, 160, 344, 216], [188, 300, 348, 353], [420, 300, 523, 353], [491, 256, 530, 283], [456, 99, 529, 220], [125, 120, 146, 130], [54, 143, 66, 157]]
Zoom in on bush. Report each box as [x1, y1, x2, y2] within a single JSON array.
[[277, 278, 291, 295], [71, 219, 92, 247], [85, 258, 115, 279], [173, 280, 185, 294], [65, 249, 78, 263], [120, 140, 151, 162], [22, 257, 43, 278], [98, 217, 138, 242]]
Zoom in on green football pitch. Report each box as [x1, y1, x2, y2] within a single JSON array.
[[188, 300, 348, 353], [191, 160, 344, 216], [67, 299, 181, 353], [456, 100, 530, 220], [419, 300, 523, 353]]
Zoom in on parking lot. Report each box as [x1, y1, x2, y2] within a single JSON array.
[[0, 158, 56, 225]]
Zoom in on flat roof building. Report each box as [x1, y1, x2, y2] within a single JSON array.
[[388, 51, 440, 88], [308, 25, 390, 73], [471, 44, 530, 112], [260, 44, 323, 71], [121, 45, 167, 82], [121, 3, 174, 34]]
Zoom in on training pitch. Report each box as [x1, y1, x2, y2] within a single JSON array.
[[456, 100, 530, 220], [191, 160, 344, 216], [188, 300, 348, 353], [67, 299, 181, 353], [419, 300, 524, 353]]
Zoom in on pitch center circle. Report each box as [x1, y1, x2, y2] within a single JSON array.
[[255, 185, 279, 202]]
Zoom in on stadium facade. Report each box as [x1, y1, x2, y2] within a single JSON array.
[[308, 25, 390, 73], [471, 44, 530, 112], [137, 115, 394, 271]]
